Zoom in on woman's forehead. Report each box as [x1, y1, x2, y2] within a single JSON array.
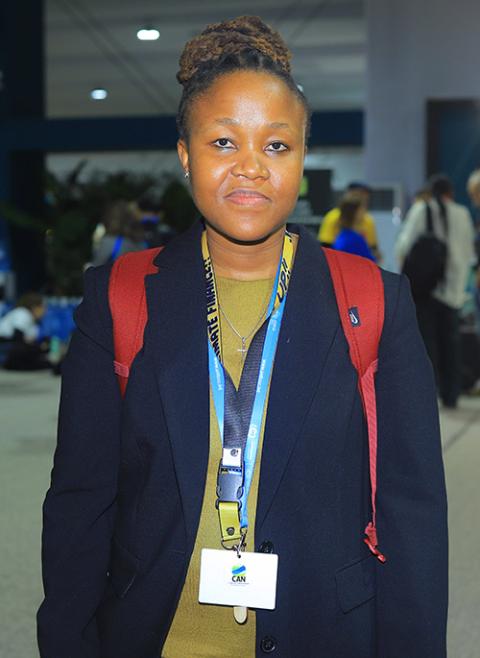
[[192, 71, 305, 129]]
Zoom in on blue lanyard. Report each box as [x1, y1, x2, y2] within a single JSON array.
[[208, 250, 288, 529]]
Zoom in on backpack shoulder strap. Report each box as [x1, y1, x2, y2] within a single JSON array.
[[323, 247, 386, 563], [425, 201, 434, 234], [108, 247, 162, 397]]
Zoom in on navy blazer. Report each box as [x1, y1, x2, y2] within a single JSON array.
[[38, 222, 448, 658]]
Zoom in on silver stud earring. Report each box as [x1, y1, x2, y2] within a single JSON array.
[[184, 170, 190, 179]]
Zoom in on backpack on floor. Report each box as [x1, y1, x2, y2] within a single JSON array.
[[108, 245, 386, 562]]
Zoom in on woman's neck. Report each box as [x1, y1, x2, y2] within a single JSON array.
[[205, 225, 285, 280]]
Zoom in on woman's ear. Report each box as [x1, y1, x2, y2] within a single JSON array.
[[177, 139, 190, 175]]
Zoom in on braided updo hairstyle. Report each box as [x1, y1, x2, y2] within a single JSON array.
[[176, 15, 310, 141]]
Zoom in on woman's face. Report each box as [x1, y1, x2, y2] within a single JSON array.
[[178, 70, 307, 243]]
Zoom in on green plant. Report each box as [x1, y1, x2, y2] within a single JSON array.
[[2, 164, 197, 295]]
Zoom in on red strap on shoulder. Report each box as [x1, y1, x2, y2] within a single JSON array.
[[323, 248, 386, 562], [108, 248, 162, 398]]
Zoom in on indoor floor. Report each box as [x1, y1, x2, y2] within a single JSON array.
[[0, 370, 479, 657]]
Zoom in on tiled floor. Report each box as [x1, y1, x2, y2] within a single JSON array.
[[0, 371, 59, 658], [0, 370, 479, 657]]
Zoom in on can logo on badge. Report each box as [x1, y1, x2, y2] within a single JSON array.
[[231, 564, 247, 584]]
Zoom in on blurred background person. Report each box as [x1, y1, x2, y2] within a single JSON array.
[[467, 168, 480, 211], [0, 282, 8, 318], [332, 192, 376, 260], [467, 168, 480, 268], [91, 200, 144, 267], [461, 168, 480, 393], [413, 186, 432, 204], [132, 190, 176, 247], [396, 174, 476, 407], [0, 292, 50, 370], [318, 181, 381, 260]]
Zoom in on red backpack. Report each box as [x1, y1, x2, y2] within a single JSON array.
[[108, 246, 386, 562]]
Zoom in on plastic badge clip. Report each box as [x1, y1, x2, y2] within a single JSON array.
[[216, 461, 244, 508], [222, 446, 242, 468]]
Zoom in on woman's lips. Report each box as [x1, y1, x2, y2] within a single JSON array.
[[225, 189, 271, 206]]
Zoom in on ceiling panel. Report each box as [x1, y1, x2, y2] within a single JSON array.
[[46, 0, 366, 117]]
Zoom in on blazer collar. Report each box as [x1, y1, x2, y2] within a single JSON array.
[[144, 221, 341, 545]]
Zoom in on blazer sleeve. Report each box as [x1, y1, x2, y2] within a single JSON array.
[[375, 273, 448, 658], [37, 264, 121, 658]]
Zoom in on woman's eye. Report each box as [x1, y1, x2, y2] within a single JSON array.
[[213, 138, 234, 149], [266, 142, 288, 152]]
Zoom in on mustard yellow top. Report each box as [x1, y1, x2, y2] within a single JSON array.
[[318, 207, 378, 248], [162, 275, 275, 658]]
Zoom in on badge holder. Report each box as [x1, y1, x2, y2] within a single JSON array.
[[215, 453, 250, 623], [199, 452, 278, 622], [199, 548, 278, 614]]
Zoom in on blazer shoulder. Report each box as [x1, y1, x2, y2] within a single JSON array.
[[380, 268, 408, 324], [380, 267, 403, 298], [74, 262, 115, 354], [379, 269, 421, 355]]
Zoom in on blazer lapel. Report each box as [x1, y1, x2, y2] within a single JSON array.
[[144, 223, 342, 546], [145, 222, 209, 548], [256, 227, 342, 530]]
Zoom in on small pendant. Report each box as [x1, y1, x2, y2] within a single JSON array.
[[237, 338, 247, 355], [237, 338, 247, 364], [234, 605, 248, 624]]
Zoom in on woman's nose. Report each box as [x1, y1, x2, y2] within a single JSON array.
[[231, 150, 269, 180]]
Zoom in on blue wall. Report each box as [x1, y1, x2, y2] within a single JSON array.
[[1, 110, 363, 156]]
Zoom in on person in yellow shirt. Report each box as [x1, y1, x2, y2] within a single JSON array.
[[318, 182, 380, 259]]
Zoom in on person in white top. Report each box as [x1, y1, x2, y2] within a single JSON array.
[[396, 175, 476, 407], [0, 292, 49, 370], [0, 305, 40, 341]]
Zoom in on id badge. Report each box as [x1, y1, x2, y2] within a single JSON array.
[[199, 548, 278, 610]]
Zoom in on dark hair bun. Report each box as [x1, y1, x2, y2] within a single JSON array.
[[177, 15, 292, 86]]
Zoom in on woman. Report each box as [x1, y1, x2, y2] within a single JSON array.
[[332, 192, 376, 261], [38, 16, 448, 658]]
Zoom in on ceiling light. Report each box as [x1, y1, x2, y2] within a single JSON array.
[[137, 27, 160, 41], [90, 88, 108, 101]]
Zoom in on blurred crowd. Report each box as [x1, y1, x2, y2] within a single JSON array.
[[0, 188, 179, 373], [322, 171, 480, 406], [1, 170, 480, 406], [91, 192, 178, 267]]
